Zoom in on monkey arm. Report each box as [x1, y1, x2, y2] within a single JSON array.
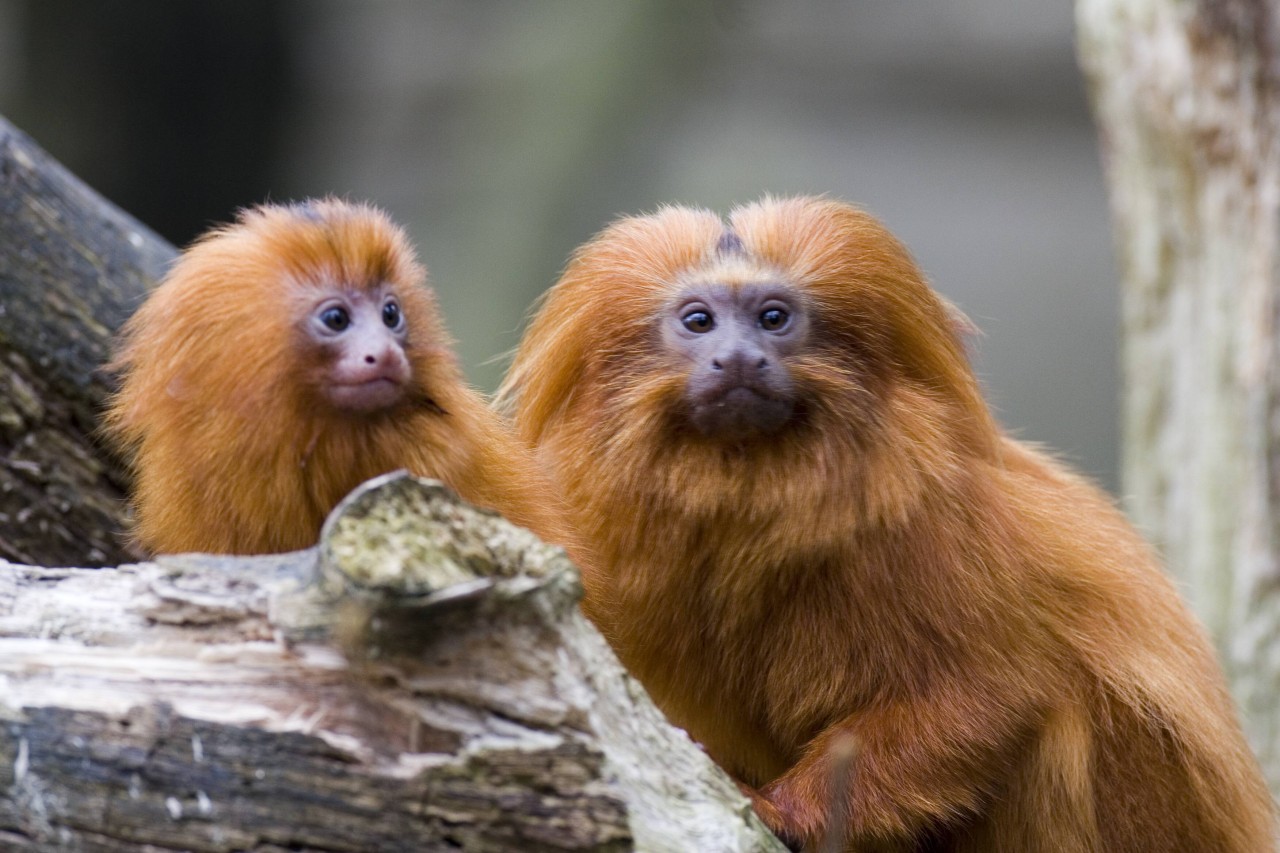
[[753, 672, 1043, 845]]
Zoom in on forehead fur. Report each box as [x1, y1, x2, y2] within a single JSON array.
[[559, 197, 954, 350], [224, 199, 424, 294]]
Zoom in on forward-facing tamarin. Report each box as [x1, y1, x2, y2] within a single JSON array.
[[500, 196, 1275, 851], [105, 199, 567, 555]]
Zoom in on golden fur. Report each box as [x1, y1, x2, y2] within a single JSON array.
[[500, 196, 1275, 851], [106, 199, 566, 555]]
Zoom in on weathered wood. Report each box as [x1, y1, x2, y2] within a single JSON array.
[[0, 113, 175, 567], [1076, 0, 1280, 792], [0, 473, 783, 852]]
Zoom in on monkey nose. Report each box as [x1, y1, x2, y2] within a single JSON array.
[[362, 343, 399, 366], [342, 343, 410, 387], [711, 348, 769, 380]]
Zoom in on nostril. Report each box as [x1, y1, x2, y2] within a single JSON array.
[[364, 354, 377, 365], [757, 358, 768, 370], [711, 359, 723, 371]]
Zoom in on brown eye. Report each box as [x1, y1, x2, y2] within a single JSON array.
[[760, 308, 789, 331], [382, 300, 402, 329], [682, 310, 714, 333], [320, 306, 351, 331]]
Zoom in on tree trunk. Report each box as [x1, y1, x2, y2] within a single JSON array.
[[0, 472, 783, 852], [0, 114, 175, 567], [1076, 0, 1280, 792]]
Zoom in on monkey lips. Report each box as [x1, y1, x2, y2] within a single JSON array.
[[326, 375, 406, 413], [687, 382, 794, 439]]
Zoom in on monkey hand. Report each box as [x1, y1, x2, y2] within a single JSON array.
[[753, 677, 1030, 848], [738, 780, 812, 851]]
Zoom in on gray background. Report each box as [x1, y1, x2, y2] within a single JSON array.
[[0, 1, 1118, 489]]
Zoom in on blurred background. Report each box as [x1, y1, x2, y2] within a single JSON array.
[[0, 0, 1118, 489]]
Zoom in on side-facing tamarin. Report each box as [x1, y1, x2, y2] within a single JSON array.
[[105, 199, 568, 556], [499, 196, 1275, 851]]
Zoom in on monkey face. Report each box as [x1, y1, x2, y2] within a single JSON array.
[[502, 197, 993, 465], [663, 281, 808, 441], [302, 283, 413, 414]]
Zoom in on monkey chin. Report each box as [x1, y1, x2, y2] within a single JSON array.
[[687, 386, 795, 441]]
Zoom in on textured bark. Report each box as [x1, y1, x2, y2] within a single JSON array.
[[0, 473, 783, 852], [0, 113, 175, 567], [1076, 0, 1280, 792]]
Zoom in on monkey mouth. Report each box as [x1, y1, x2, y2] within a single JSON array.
[[326, 377, 406, 413], [689, 385, 794, 439]]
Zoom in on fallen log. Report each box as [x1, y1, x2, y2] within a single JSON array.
[[0, 472, 782, 852]]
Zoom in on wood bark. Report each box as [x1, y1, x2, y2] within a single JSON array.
[[1076, 0, 1280, 792], [0, 472, 783, 852], [0, 113, 175, 567]]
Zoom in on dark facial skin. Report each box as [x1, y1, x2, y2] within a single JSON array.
[[305, 284, 412, 414], [664, 281, 808, 440]]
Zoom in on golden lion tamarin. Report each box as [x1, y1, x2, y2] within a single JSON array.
[[105, 199, 567, 555], [500, 196, 1275, 851]]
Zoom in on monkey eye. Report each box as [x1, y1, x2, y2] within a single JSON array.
[[682, 310, 714, 333], [320, 306, 351, 332], [382, 300, 403, 330], [760, 308, 789, 331]]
